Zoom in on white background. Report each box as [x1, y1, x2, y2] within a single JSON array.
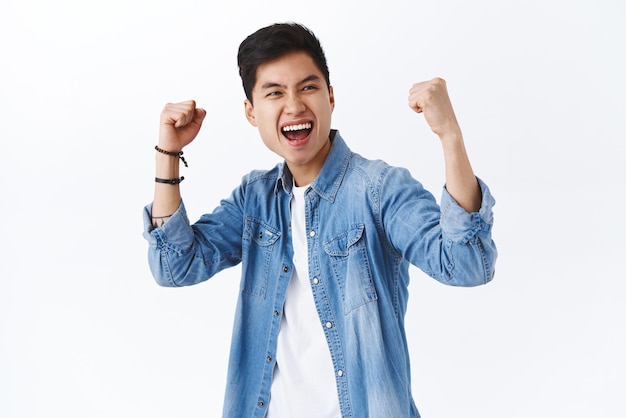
[[1, 0, 624, 417]]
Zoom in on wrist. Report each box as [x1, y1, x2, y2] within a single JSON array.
[[439, 127, 464, 149], [156, 143, 182, 152]]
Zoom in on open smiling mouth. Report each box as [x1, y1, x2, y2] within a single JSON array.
[[282, 122, 313, 142]]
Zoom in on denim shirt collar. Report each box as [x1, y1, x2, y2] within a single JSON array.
[[275, 129, 350, 203]]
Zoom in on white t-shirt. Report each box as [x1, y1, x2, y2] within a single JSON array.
[[267, 184, 341, 417]]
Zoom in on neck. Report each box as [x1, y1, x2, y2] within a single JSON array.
[[289, 137, 332, 187]]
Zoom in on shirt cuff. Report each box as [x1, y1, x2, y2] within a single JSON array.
[[142, 201, 194, 252], [440, 177, 495, 244]]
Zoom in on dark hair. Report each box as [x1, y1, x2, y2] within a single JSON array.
[[237, 22, 331, 102]]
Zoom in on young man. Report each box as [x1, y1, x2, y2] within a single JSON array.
[[143, 23, 497, 417]]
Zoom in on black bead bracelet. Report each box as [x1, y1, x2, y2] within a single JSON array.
[[155, 145, 188, 167]]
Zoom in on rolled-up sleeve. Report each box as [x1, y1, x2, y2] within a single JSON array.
[[440, 178, 495, 245], [143, 201, 194, 253], [437, 177, 497, 286], [142, 201, 198, 287]]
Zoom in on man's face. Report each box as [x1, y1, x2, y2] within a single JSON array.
[[245, 51, 335, 186]]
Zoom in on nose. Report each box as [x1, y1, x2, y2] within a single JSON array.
[[284, 93, 306, 114]]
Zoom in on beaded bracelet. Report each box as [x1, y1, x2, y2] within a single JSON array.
[[155, 145, 188, 167], [155, 176, 185, 185]]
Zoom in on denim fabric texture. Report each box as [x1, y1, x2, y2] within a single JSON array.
[[143, 130, 497, 417]]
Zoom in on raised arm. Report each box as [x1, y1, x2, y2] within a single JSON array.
[[151, 100, 206, 227], [408, 78, 480, 213]]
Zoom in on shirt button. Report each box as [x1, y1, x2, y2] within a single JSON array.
[[312, 277, 319, 285], [309, 230, 316, 237], [325, 322, 333, 329], [274, 310, 280, 316], [337, 370, 344, 377], [283, 266, 289, 272], [267, 355, 273, 362], [258, 401, 265, 407]]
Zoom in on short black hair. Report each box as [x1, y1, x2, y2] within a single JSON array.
[[237, 22, 331, 102]]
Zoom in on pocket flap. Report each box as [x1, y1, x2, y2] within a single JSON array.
[[245, 217, 281, 246], [323, 224, 365, 257]]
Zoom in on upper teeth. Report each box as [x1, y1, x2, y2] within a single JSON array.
[[283, 123, 312, 132]]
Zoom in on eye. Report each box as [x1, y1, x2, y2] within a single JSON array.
[[303, 85, 318, 91], [266, 91, 282, 97]]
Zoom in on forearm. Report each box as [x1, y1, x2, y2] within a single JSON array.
[[407, 78, 481, 212], [440, 130, 481, 213], [151, 151, 182, 225]]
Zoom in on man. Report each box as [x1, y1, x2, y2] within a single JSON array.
[[143, 22, 497, 417]]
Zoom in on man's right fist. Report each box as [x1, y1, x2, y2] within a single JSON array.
[[158, 100, 206, 152]]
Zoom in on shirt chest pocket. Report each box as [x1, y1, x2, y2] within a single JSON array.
[[241, 217, 281, 299], [323, 224, 378, 314]]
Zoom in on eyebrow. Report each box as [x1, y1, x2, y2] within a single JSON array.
[[259, 74, 321, 90]]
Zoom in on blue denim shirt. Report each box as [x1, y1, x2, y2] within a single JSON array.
[[143, 130, 497, 417]]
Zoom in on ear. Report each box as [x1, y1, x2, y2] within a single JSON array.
[[329, 86, 335, 112], [244, 99, 257, 126]]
